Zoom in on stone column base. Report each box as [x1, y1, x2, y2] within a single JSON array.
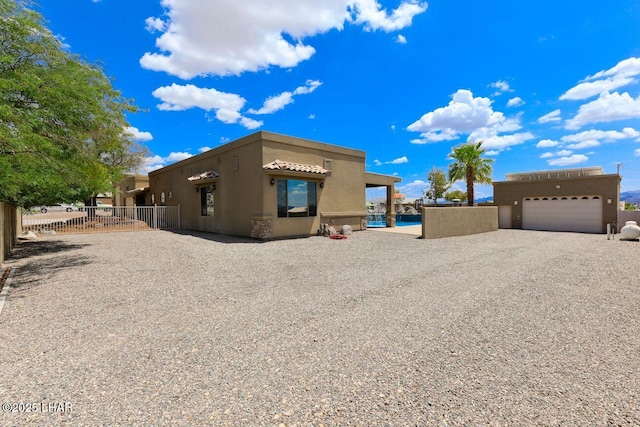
[[251, 215, 273, 239]]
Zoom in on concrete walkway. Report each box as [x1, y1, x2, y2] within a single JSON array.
[[366, 224, 422, 236]]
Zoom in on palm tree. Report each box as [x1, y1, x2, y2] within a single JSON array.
[[448, 141, 494, 206]]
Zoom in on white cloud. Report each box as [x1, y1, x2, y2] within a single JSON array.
[[408, 89, 530, 151], [374, 156, 408, 166], [408, 90, 497, 137], [485, 150, 500, 156], [489, 80, 512, 95], [239, 117, 263, 129], [560, 76, 636, 101], [151, 83, 263, 129], [560, 127, 639, 143], [248, 80, 322, 114], [397, 179, 428, 198], [395, 34, 407, 44], [635, 148, 640, 157], [145, 17, 166, 32], [507, 97, 524, 107], [139, 151, 196, 173], [141, 0, 427, 79], [308, 114, 316, 119], [548, 154, 589, 166], [391, 156, 408, 164], [556, 149, 573, 157], [560, 57, 640, 101], [565, 91, 640, 130], [198, 146, 211, 153], [409, 129, 459, 144], [540, 152, 554, 159], [348, 0, 427, 32], [124, 126, 154, 142], [538, 109, 561, 123], [557, 127, 640, 150], [248, 92, 294, 115], [536, 139, 558, 148], [565, 140, 600, 150], [473, 132, 535, 150], [165, 152, 193, 162]]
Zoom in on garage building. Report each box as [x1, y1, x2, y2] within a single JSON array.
[[493, 167, 620, 234]]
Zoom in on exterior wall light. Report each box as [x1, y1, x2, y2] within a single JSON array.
[[514, 200, 518, 205], [270, 178, 275, 186], [555, 185, 560, 189], [607, 198, 612, 204], [195, 187, 200, 193], [319, 181, 324, 188]]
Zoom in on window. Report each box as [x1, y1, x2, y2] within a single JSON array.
[[277, 179, 317, 218], [201, 186, 214, 217], [160, 191, 166, 205]]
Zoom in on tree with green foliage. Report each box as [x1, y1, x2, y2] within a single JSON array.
[[444, 189, 467, 202], [0, 0, 145, 209], [447, 141, 494, 206], [424, 167, 450, 206]]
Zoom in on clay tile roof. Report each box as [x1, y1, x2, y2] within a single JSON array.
[[187, 170, 219, 182], [262, 159, 328, 175]]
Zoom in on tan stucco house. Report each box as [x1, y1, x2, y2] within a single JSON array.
[[493, 166, 620, 233], [116, 174, 150, 207], [147, 131, 400, 239]]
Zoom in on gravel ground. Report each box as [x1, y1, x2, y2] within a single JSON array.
[[0, 229, 638, 426]]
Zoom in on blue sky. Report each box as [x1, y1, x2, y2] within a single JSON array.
[[36, 0, 640, 200]]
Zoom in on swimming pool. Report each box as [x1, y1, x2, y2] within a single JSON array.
[[367, 221, 422, 228]]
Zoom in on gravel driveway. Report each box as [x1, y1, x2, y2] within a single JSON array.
[[0, 229, 638, 425]]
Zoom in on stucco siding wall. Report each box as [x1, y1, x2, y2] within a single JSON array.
[[422, 206, 498, 239], [493, 175, 620, 232], [149, 139, 264, 236], [617, 210, 640, 232], [262, 138, 367, 238]]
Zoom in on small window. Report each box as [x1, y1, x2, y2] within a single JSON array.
[[151, 193, 155, 204], [533, 197, 539, 201], [160, 191, 166, 205], [232, 156, 239, 171], [551, 197, 558, 200], [561, 197, 568, 200], [571, 197, 578, 200], [277, 179, 317, 218], [593, 196, 600, 200], [582, 196, 589, 200], [201, 186, 214, 217], [168, 191, 173, 200], [542, 197, 549, 200], [324, 159, 332, 171], [524, 198, 531, 201]]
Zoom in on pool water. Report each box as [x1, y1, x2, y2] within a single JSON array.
[[367, 221, 421, 228]]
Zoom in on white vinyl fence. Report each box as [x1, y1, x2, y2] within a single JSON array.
[[21, 205, 180, 235]]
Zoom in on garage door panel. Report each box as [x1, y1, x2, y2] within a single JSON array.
[[522, 197, 602, 233]]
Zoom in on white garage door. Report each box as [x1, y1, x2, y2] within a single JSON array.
[[522, 196, 603, 233]]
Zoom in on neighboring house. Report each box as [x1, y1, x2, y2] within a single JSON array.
[[148, 131, 400, 239], [493, 166, 620, 233], [96, 192, 113, 206], [116, 174, 150, 206]]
